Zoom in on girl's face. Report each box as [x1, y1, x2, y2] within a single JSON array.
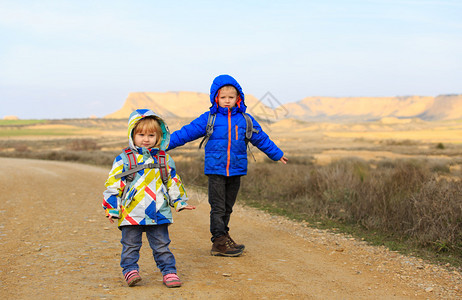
[[217, 87, 238, 108], [134, 130, 158, 148]]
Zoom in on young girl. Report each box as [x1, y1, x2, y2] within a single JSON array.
[[103, 109, 195, 288]]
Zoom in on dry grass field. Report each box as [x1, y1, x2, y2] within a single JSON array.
[[1, 118, 462, 246], [2, 116, 461, 160], [1, 117, 462, 298]]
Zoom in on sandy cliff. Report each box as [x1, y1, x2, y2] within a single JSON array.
[[106, 92, 462, 122]]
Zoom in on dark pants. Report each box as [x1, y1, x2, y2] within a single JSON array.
[[207, 174, 241, 242]]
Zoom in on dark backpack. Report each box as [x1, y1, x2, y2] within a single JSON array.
[[199, 112, 259, 149]]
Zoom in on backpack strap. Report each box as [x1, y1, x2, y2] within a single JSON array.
[[156, 150, 169, 186], [241, 113, 259, 162], [116, 148, 138, 200], [115, 148, 170, 200], [115, 162, 163, 179], [241, 112, 259, 145], [198, 112, 260, 161], [156, 150, 172, 207], [124, 147, 137, 171], [199, 113, 216, 149]]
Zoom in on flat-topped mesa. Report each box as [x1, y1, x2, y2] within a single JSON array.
[[106, 92, 462, 122]]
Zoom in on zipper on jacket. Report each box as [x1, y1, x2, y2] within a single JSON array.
[[226, 108, 231, 176], [235, 125, 238, 140]]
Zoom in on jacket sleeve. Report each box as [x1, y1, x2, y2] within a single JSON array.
[[102, 155, 125, 218], [165, 154, 189, 211], [248, 115, 284, 161], [168, 111, 209, 150]]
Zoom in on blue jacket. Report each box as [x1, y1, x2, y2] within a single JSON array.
[[168, 74, 284, 176]]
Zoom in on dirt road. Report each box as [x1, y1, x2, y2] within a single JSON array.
[[1, 157, 461, 299]]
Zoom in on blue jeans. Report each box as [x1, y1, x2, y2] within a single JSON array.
[[120, 224, 176, 276]]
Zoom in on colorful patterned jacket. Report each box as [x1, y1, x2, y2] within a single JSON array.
[[102, 109, 188, 227]]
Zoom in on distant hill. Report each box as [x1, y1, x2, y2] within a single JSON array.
[[105, 92, 462, 122], [283, 94, 462, 122], [105, 91, 264, 119]]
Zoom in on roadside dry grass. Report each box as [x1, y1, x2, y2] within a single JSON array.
[[1, 117, 461, 271], [173, 156, 462, 267]]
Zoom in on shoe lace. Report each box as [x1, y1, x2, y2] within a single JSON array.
[[225, 240, 235, 248]]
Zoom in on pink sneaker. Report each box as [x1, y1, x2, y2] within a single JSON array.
[[124, 270, 142, 287], [163, 273, 182, 288]]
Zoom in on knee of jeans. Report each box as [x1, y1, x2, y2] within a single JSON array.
[[121, 228, 143, 247]]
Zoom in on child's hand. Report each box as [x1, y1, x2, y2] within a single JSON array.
[[280, 156, 288, 164], [178, 205, 196, 212], [107, 215, 115, 224], [105, 209, 119, 223]]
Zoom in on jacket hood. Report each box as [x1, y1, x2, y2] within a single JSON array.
[[209, 74, 246, 114], [127, 109, 170, 150]]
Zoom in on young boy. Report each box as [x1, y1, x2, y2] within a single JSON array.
[[102, 109, 195, 288], [168, 74, 288, 257]]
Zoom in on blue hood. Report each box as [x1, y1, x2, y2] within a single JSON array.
[[209, 74, 247, 114]]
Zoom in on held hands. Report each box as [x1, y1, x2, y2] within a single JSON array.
[[279, 156, 288, 164]]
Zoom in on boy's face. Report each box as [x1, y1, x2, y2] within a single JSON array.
[[134, 130, 158, 148], [217, 87, 238, 109]]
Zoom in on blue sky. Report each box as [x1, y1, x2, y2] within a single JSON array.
[[1, 0, 461, 119]]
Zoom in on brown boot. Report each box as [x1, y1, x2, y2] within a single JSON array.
[[226, 233, 245, 251], [211, 235, 243, 257]]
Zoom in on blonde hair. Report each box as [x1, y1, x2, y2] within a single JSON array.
[[133, 117, 163, 147], [219, 85, 238, 94]]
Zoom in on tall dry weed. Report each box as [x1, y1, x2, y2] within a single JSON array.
[[241, 158, 461, 253], [1, 146, 460, 254]]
